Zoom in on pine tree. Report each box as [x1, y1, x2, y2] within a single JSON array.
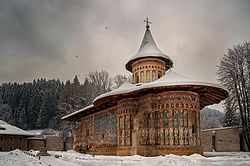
[[223, 110, 239, 127], [223, 98, 239, 127], [15, 83, 31, 128], [82, 78, 93, 105], [27, 91, 43, 129], [36, 100, 47, 129], [18, 108, 27, 129], [0, 86, 3, 104]]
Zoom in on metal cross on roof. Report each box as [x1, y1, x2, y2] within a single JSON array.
[[144, 18, 151, 29]]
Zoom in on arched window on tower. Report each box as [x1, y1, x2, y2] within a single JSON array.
[[146, 70, 150, 82], [152, 70, 156, 81], [135, 73, 139, 83], [140, 71, 144, 82], [158, 71, 162, 79]]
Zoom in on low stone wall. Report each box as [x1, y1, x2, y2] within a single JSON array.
[[215, 128, 240, 152], [28, 136, 72, 151], [201, 131, 212, 152], [46, 136, 64, 151], [201, 127, 245, 152], [28, 138, 44, 150]]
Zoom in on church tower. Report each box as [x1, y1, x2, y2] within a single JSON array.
[[125, 18, 173, 84]]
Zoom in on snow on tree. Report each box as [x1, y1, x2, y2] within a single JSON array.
[[85, 70, 112, 101], [0, 70, 129, 132], [218, 41, 250, 150], [0, 86, 3, 104], [27, 90, 44, 128], [58, 76, 86, 137], [113, 74, 129, 89], [201, 107, 224, 129], [223, 97, 239, 127]]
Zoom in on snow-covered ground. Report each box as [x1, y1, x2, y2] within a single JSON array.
[[0, 150, 250, 166]]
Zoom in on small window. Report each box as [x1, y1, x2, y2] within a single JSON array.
[[19, 137, 23, 142], [0, 136, 3, 141], [192, 126, 195, 134], [0, 147, 3, 151], [86, 130, 89, 137], [181, 103, 184, 108], [212, 135, 216, 151], [10, 137, 13, 142], [10, 147, 13, 151]]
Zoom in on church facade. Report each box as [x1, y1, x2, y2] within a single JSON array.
[[63, 21, 228, 156]]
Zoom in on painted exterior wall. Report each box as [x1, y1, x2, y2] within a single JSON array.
[[73, 107, 117, 155], [0, 135, 29, 151], [73, 91, 202, 156]]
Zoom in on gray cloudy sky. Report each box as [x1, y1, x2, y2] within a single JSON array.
[[0, 0, 250, 84]]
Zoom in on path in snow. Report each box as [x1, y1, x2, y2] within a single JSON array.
[[39, 156, 81, 166], [1, 150, 250, 166]]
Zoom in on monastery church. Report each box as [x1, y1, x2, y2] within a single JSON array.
[[63, 20, 228, 156]]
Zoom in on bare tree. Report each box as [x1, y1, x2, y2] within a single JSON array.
[[113, 74, 129, 89], [218, 42, 250, 150], [86, 70, 112, 101]]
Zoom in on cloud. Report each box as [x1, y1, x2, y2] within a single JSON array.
[[0, 0, 249, 83]]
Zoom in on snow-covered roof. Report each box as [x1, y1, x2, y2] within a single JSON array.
[[0, 120, 8, 125], [27, 136, 44, 140], [0, 120, 34, 136], [61, 104, 94, 120], [139, 69, 227, 91], [125, 28, 173, 72], [93, 82, 136, 102], [64, 70, 228, 121], [27, 130, 43, 136], [93, 69, 227, 104]]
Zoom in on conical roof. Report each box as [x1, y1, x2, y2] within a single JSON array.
[[126, 28, 173, 72]]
